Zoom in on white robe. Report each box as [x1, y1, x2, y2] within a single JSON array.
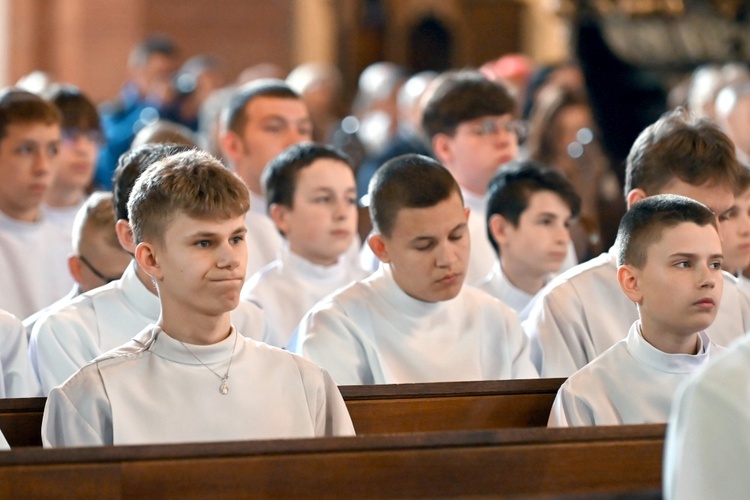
[[0, 310, 41, 397], [0, 429, 8, 450], [242, 244, 368, 348], [0, 209, 74, 319], [30, 261, 267, 394], [663, 333, 750, 500], [42, 325, 355, 447], [524, 246, 750, 377], [43, 199, 84, 242], [22, 285, 80, 340], [548, 322, 722, 427], [298, 265, 538, 385], [462, 189, 500, 286], [475, 261, 538, 321]]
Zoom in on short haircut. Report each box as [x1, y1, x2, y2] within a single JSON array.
[[624, 109, 741, 196], [263, 142, 353, 210], [615, 194, 718, 268], [71, 192, 120, 255], [128, 34, 178, 69], [44, 84, 100, 132], [0, 87, 61, 141], [113, 143, 193, 221], [131, 120, 197, 150], [485, 160, 582, 253], [221, 79, 301, 136], [128, 150, 250, 245], [421, 70, 517, 139], [738, 166, 750, 195], [369, 154, 461, 237]]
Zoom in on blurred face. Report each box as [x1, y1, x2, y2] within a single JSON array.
[[75, 239, 131, 292], [370, 191, 470, 302], [492, 190, 572, 279], [49, 129, 100, 197], [438, 114, 519, 195], [0, 122, 60, 222], [720, 187, 750, 274], [628, 222, 723, 338], [134, 53, 178, 103], [272, 159, 357, 266], [142, 214, 248, 319], [553, 104, 592, 174], [231, 97, 312, 192], [725, 95, 750, 161], [653, 178, 734, 242]]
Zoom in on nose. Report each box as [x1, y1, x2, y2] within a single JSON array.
[[435, 242, 459, 268], [217, 241, 242, 270], [33, 149, 54, 176], [698, 266, 716, 289]]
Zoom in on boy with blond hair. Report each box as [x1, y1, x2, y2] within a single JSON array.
[[297, 154, 537, 385], [42, 150, 354, 447], [549, 195, 726, 426], [242, 143, 367, 348]]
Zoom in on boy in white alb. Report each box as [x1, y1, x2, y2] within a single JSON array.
[[242, 143, 367, 348], [0, 88, 74, 319], [549, 195, 725, 426], [0, 309, 41, 398], [719, 168, 750, 293], [42, 85, 101, 235], [663, 327, 750, 498], [478, 160, 580, 320], [525, 110, 750, 377], [421, 71, 577, 286], [31, 144, 267, 394], [297, 154, 538, 384], [42, 150, 354, 447]]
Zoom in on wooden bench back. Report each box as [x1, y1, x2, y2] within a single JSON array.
[[0, 424, 665, 498], [0, 378, 564, 447]]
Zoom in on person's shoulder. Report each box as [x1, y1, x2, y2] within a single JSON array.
[[561, 338, 628, 392], [537, 252, 616, 299]]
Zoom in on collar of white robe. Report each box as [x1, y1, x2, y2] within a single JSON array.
[[178, 331, 238, 395]]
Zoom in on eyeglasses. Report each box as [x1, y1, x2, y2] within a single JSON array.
[[467, 118, 529, 142], [61, 128, 105, 146], [78, 255, 121, 284]]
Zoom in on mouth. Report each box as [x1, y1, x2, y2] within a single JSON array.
[[330, 230, 351, 238], [437, 272, 462, 285], [693, 298, 716, 309]]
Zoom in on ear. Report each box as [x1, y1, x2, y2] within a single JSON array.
[[134, 241, 164, 281], [626, 188, 648, 209], [219, 130, 244, 163], [368, 233, 390, 263], [617, 264, 643, 304], [68, 255, 85, 285], [488, 213, 510, 247], [268, 203, 290, 236], [115, 220, 136, 254], [431, 133, 453, 165]]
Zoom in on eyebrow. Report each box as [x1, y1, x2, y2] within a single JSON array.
[[669, 252, 724, 260], [188, 226, 248, 238]]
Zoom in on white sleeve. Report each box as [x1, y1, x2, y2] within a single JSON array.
[[298, 304, 373, 385], [41, 366, 113, 447], [294, 357, 356, 437], [0, 311, 41, 397], [0, 428, 9, 450], [502, 310, 539, 379], [30, 310, 100, 395], [547, 383, 595, 427], [523, 284, 593, 378]]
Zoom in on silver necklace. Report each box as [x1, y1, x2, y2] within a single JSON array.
[[179, 331, 238, 395]]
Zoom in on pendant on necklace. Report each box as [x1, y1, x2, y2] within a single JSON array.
[[220, 377, 229, 395]]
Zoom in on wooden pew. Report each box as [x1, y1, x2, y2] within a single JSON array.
[[0, 378, 564, 447], [0, 424, 665, 498], [341, 377, 564, 433]]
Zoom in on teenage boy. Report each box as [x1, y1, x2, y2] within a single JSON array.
[[720, 168, 750, 289], [297, 154, 537, 384], [31, 144, 266, 394], [43, 85, 101, 235], [220, 79, 313, 276], [421, 71, 521, 285], [479, 160, 580, 319], [525, 110, 750, 377], [242, 143, 367, 348], [549, 195, 725, 426], [24, 192, 131, 336], [42, 151, 354, 447], [0, 88, 73, 319]]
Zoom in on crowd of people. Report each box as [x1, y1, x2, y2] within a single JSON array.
[[0, 33, 749, 498]]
